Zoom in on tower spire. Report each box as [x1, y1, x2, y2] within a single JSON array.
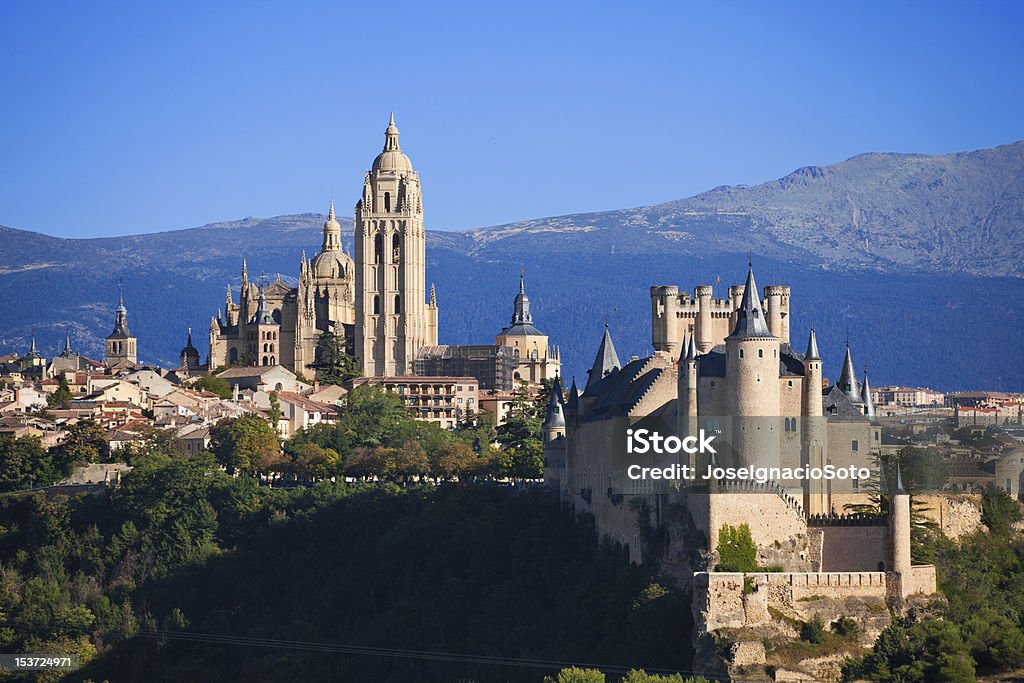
[[587, 323, 621, 388], [805, 326, 820, 360], [727, 262, 772, 338], [384, 112, 400, 151], [838, 340, 860, 400]]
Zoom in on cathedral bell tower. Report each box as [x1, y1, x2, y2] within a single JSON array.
[[354, 114, 438, 376]]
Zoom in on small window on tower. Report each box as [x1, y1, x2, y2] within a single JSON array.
[[373, 295, 380, 315], [394, 295, 401, 314], [374, 234, 383, 264], [384, 192, 391, 212]]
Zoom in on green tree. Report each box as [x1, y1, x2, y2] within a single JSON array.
[[980, 485, 1022, 535], [543, 667, 605, 683], [192, 375, 232, 399], [209, 415, 282, 475], [268, 391, 281, 433], [47, 374, 73, 407], [0, 434, 58, 491], [310, 331, 359, 385], [59, 420, 110, 464], [715, 523, 757, 572], [290, 443, 342, 481]]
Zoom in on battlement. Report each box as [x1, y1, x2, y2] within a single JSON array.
[[807, 512, 887, 527], [764, 285, 790, 297]]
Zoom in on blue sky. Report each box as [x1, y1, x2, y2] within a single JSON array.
[[1, 1, 1022, 238]]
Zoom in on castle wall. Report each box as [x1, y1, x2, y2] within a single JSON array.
[[815, 525, 887, 571]]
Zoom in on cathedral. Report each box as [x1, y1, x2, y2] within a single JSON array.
[[207, 115, 437, 377]]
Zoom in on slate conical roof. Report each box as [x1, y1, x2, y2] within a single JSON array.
[[837, 341, 861, 401], [862, 369, 876, 418], [566, 377, 580, 412], [727, 263, 772, 339], [543, 375, 566, 430], [805, 327, 820, 360], [587, 323, 621, 387]]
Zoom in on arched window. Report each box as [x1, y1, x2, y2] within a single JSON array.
[[373, 295, 380, 314], [394, 295, 401, 314], [269, 343, 274, 353], [270, 356, 276, 366], [374, 233, 383, 264], [263, 343, 268, 352], [262, 356, 268, 366], [392, 234, 401, 264], [758, 349, 763, 358], [384, 191, 391, 212]]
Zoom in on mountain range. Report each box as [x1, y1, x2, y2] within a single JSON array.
[[1, 141, 1022, 391]]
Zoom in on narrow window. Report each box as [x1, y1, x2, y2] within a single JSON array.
[[374, 233, 383, 264], [394, 295, 401, 314], [852, 439, 859, 452], [758, 349, 763, 358], [384, 191, 391, 212], [373, 295, 380, 314]]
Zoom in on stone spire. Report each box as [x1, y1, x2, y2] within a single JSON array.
[[837, 340, 860, 401], [894, 461, 906, 495], [241, 259, 249, 288], [727, 263, 772, 339], [587, 323, 621, 388], [27, 335, 39, 359], [430, 283, 437, 306], [62, 333, 72, 356], [862, 368, 876, 418], [511, 273, 533, 325], [384, 112, 400, 151], [226, 284, 234, 307], [805, 327, 820, 360]]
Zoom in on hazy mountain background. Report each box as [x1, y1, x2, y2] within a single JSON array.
[[1, 142, 1022, 391]]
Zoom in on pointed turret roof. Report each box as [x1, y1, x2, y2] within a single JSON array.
[[108, 290, 132, 339], [543, 375, 566, 430], [862, 368, 876, 418], [686, 333, 697, 361], [26, 335, 40, 359], [60, 333, 72, 357], [587, 323, 621, 387], [894, 461, 907, 495], [678, 333, 690, 363], [837, 341, 861, 401], [805, 327, 820, 360], [727, 263, 773, 339], [566, 377, 579, 412]]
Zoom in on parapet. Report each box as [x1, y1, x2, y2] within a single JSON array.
[[764, 285, 790, 297]]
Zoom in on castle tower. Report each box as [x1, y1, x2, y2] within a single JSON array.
[[542, 375, 567, 444], [695, 285, 714, 353], [888, 462, 913, 599], [679, 334, 698, 419], [764, 285, 791, 343], [724, 264, 779, 418], [105, 289, 137, 368], [355, 114, 437, 376]]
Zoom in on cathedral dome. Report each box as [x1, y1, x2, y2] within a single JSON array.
[[372, 149, 414, 174], [371, 113, 414, 175], [312, 249, 353, 280]]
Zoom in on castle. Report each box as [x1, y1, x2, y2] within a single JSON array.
[[207, 114, 437, 378], [542, 264, 936, 674]]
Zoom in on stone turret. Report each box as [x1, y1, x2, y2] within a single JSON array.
[[724, 264, 779, 418], [695, 285, 714, 353], [542, 375, 567, 443], [888, 462, 913, 600], [764, 285, 791, 343], [862, 369, 876, 419]]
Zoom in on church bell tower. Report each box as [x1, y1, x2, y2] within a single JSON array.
[[354, 114, 438, 376]]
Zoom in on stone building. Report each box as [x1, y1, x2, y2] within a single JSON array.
[[495, 275, 561, 385], [105, 292, 137, 369], [354, 113, 438, 376], [207, 115, 439, 379]]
